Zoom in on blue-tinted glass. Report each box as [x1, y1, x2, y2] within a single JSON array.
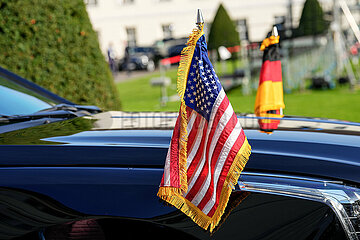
[[0, 85, 52, 116]]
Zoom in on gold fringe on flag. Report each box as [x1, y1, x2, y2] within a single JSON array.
[[158, 139, 251, 232], [176, 24, 204, 100], [176, 24, 204, 194], [209, 139, 251, 232]]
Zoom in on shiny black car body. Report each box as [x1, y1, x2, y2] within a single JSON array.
[[1, 66, 360, 240]]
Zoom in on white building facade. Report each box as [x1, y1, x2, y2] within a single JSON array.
[[85, 0, 319, 58]]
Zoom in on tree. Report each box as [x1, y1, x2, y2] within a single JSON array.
[[208, 4, 240, 58], [0, 0, 121, 110], [295, 0, 329, 37]]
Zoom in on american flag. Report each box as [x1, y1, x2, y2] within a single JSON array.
[[158, 26, 251, 232]]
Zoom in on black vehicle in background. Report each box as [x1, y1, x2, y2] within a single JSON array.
[[117, 37, 188, 72], [153, 37, 188, 58], [118, 46, 159, 72], [167, 43, 187, 57]]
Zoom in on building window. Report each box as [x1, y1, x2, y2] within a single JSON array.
[[126, 27, 137, 47], [118, 0, 134, 5], [162, 24, 174, 39], [236, 19, 249, 41], [84, 0, 98, 6], [274, 16, 286, 25]]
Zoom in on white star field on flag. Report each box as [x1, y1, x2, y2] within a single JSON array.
[[184, 50, 222, 121]]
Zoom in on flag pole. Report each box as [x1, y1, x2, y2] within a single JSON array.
[[272, 26, 278, 37], [196, 9, 204, 29], [272, 26, 283, 115]]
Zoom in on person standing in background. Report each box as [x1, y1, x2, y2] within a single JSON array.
[[107, 42, 116, 73]]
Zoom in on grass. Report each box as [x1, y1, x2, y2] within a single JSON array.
[[117, 67, 360, 122], [227, 87, 360, 122], [117, 69, 179, 111]]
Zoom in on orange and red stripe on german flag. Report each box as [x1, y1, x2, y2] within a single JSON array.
[[254, 35, 285, 133]]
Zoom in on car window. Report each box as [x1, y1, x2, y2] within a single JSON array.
[[0, 76, 53, 116], [128, 47, 153, 55]]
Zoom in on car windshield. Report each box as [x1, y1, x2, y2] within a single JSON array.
[[0, 75, 53, 116], [128, 47, 153, 55]]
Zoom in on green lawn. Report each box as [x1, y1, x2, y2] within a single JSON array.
[[117, 70, 179, 111], [117, 68, 360, 122], [227, 87, 360, 122]]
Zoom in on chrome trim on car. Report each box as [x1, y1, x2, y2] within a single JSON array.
[[241, 171, 344, 184], [238, 172, 360, 240]]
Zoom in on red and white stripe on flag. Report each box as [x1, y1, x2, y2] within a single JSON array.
[[157, 24, 251, 232]]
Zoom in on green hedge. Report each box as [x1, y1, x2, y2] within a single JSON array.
[[0, 0, 121, 110], [294, 0, 329, 37], [208, 3, 240, 58]]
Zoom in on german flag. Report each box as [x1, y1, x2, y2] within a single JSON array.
[[254, 30, 285, 133]]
